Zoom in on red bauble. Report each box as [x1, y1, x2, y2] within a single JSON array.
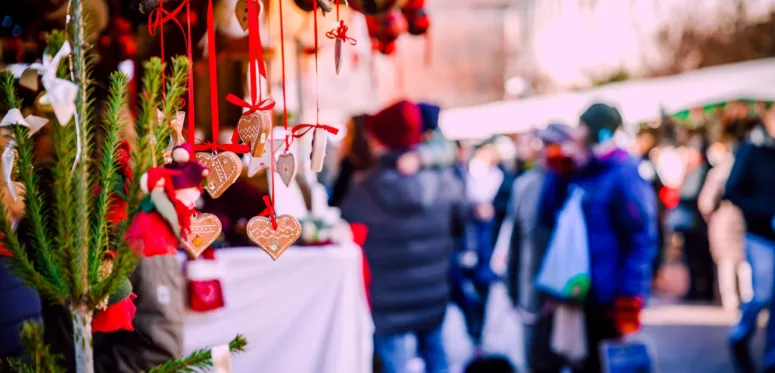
[[293, 0, 316, 11], [350, 0, 404, 15], [366, 10, 407, 43], [401, 0, 424, 10], [404, 8, 430, 36], [377, 39, 397, 55]]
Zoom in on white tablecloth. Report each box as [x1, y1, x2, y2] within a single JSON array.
[[183, 244, 374, 373]]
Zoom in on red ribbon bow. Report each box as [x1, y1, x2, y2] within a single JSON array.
[[259, 195, 278, 230], [225, 95, 276, 116], [291, 123, 340, 139], [326, 21, 358, 45]]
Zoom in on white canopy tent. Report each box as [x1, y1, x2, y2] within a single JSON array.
[[440, 58, 775, 140]]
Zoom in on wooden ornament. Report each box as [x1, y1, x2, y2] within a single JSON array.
[[277, 153, 296, 187], [235, 0, 249, 31], [335, 38, 343, 75], [182, 213, 223, 259], [238, 111, 272, 157], [247, 215, 302, 261], [196, 152, 243, 199], [310, 128, 327, 172]]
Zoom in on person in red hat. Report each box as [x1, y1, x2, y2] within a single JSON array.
[[340, 100, 467, 373]]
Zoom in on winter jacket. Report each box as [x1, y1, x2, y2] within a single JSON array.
[[0, 258, 42, 365], [539, 150, 658, 304], [724, 126, 775, 242], [341, 152, 466, 335], [506, 169, 553, 314], [94, 255, 185, 373], [698, 157, 745, 263]]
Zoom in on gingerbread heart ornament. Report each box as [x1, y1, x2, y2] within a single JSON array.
[[276, 153, 296, 187], [247, 215, 302, 261], [196, 152, 243, 199], [237, 111, 272, 157], [182, 214, 223, 259]]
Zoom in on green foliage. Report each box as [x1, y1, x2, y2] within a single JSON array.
[[145, 335, 248, 373], [2, 320, 66, 373]]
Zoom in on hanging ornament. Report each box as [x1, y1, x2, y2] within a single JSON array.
[[350, 0, 406, 15], [181, 213, 223, 259], [196, 152, 243, 199], [276, 153, 296, 187], [1, 140, 18, 201], [326, 20, 358, 74], [294, 0, 333, 14], [401, 0, 424, 9], [236, 110, 273, 157], [246, 138, 285, 177], [366, 10, 407, 55], [248, 215, 302, 261], [403, 8, 429, 36], [163, 111, 186, 164], [0, 109, 49, 138], [235, 0, 263, 31]]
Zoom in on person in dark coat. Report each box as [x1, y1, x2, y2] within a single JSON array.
[[340, 101, 466, 373], [0, 257, 42, 372], [724, 117, 775, 373], [506, 123, 575, 373]]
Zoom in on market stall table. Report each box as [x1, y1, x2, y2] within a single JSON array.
[[182, 243, 373, 373]]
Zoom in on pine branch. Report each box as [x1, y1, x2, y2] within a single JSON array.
[[128, 58, 163, 212], [4, 358, 35, 373], [49, 114, 77, 293], [144, 335, 248, 373], [155, 56, 190, 166], [18, 320, 66, 373], [69, 0, 94, 300], [0, 72, 65, 302], [87, 72, 129, 288]]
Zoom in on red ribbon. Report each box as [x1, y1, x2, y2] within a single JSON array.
[[291, 123, 340, 139], [225, 95, 275, 116], [258, 195, 278, 230], [326, 21, 358, 45], [194, 141, 250, 154]]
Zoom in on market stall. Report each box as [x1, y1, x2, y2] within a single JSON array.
[[183, 244, 373, 373]]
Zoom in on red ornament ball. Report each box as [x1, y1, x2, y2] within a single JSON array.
[[377, 39, 397, 55], [293, 0, 316, 12], [366, 10, 407, 42], [350, 0, 405, 15], [401, 0, 424, 11], [404, 8, 429, 36]]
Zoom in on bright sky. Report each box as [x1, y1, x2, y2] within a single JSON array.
[[529, 0, 775, 87]]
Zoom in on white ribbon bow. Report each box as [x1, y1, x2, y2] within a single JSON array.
[[2, 140, 17, 201], [0, 108, 49, 137], [7, 42, 78, 126]]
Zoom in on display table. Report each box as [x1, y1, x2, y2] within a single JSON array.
[[183, 244, 374, 373]]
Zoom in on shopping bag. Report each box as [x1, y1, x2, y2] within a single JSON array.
[[745, 233, 775, 306], [551, 304, 587, 362], [536, 186, 591, 302], [600, 337, 657, 373]]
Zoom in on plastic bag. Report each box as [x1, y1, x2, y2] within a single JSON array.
[[536, 186, 591, 302], [551, 304, 587, 362]]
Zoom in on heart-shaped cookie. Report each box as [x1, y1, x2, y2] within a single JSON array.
[[196, 152, 243, 199], [182, 213, 223, 259], [276, 153, 296, 187], [235, 0, 250, 31], [247, 215, 302, 261], [237, 111, 272, 157]]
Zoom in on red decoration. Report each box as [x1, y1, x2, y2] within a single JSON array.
[[0, 233, 10, 257], [186, 248, 225, 312], [293, 0, 316, 11], [93, 293, 138, 333], [349, 0, 404, 15], [366, 10, 407, 55], [125, 211, 180, 257], [402, 0, 424, 10], [403, 8, 429, 36]]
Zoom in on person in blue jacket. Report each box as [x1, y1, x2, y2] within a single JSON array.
[[538, 103, 659, 372], [1, 256, 42, 372]]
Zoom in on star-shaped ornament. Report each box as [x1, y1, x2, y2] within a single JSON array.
[[246, 139, 285, 178]]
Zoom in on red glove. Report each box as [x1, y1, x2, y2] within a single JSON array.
[[614, 296, 644, 335]]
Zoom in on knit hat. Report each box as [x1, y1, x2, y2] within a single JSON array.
[[365, 100, 423, 150], [166, 144, 208, 190], [417, 102, 441, 133], [580, 103, 622, 144], [536, 123, 573, 144]]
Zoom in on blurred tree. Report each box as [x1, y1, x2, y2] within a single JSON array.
[[651, 0, 775, 76]]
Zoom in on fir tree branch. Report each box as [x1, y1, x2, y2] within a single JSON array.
[[87, 72, 129, 287], [18, 320, 66, 373], [0, 72, 65, 302], [128, 58, 163, 213], [144, 335, 248, 373], [69, 0, 94, 300], [155, 56, 190, 166], [4, 358, 35, 373], [50, 112, 77, 292]]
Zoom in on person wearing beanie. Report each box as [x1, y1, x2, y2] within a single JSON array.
[[537, 103, 658, 372], [341, 100, 466, 373], [405, 102, 457, 171]]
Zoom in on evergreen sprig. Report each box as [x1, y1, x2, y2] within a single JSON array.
[[144, 335, 248, 373], [156, 56, 190, 167]]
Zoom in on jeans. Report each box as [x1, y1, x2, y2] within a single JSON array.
[[374, 326, 448, 373], [731, 234, 774, 344]]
